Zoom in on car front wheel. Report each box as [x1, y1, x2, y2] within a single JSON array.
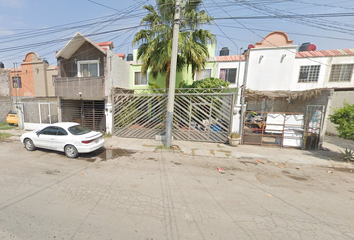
[[24, 139, 36, 151], [64, 145, 78, 158]]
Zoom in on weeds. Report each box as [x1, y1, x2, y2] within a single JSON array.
[[0, 132, 13, 141], [0, 122, 15, 130], [103, 133, 112, 138]]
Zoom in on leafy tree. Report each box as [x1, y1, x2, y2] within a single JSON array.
[[132, 0, 215, 88], [329, 102, 354, 140]]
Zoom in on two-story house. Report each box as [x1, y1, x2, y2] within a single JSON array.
[[10, 52, 58, 98], [55, 32, 130, 133]]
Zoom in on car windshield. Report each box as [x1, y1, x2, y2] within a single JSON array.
[[68, 125, 91, 135], [8, 110, 17, 114]]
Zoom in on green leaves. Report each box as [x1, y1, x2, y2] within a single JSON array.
[[329, 102, 354, 140], [132, 0, 216, 88], [181, 77, 230, 93]]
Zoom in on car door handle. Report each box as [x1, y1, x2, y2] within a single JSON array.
[[51, 138, 55, 140]]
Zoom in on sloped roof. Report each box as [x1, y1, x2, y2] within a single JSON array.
[[296, 49, 354, 58], [216, 55, 246, 62], [55, 32, 106, 59]]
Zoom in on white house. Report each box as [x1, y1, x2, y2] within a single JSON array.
[[213, 31, 354, 146]]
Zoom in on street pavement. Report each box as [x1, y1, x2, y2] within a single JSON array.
[[3, 127, 354, 169], [0, 128, 353, 239]]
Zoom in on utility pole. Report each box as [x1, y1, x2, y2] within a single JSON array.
[[165, 0, 181, 148], [239, 48, 250, 137]]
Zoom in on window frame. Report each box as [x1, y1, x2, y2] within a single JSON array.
[[219, 68, 237, 84], [298, 65, 321, 83], [329, 64, 354, 82], [77, 60, 100, 77], [38, 126, 58, 136], [57, 127, 68, 136], [12, 76, 22, 88], [195, 68, 213, 81], [133, 70, 148, 86]]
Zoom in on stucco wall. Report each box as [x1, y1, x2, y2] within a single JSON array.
[[45, 67, 58, 96], [216, 61, 245, 88], [247, 46, 297, 91], [32, 62, 49, 96], [0, 69, 11, 97], [106, 51, 130, 97], [0, 97, 13, 122]]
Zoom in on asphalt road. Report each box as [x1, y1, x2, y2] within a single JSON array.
[[0, 140, 353, 240]]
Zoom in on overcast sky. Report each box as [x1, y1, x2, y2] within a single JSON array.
[[0, 0, 354, 68]]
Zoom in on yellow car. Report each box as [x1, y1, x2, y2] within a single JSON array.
[[6, 109, 18, 125]]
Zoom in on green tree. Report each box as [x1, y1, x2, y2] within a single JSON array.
[[132, 0, 215, 88], [329, 102, 354, 140]]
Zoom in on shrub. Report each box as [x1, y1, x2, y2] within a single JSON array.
[[329, 102, 354, 140]]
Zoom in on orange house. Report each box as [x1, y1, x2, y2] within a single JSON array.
[[10, 52, 57, 97]]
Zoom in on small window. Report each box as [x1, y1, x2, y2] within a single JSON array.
[[78, 61, 99, 77], [298, 65, 320, 83], [39, 127, 58, 135], [196, 69, 212, 81], [329, 64, 354, 82], [219, 69, 237, 84], [12, 77, 22, 88], [68, 125, 91, 135], [57, 128, 68, 136], [134, 71, 148, 86]]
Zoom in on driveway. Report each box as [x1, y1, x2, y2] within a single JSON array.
[[0, 140, 353, 239]]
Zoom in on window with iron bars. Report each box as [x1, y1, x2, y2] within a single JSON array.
[[298, 65, 320, 83], [329, 64, 354, 82]]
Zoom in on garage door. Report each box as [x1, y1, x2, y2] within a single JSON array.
[[61, 100, 105, 132]]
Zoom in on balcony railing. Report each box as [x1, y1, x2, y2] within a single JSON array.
[[54, 77, 105, 99]]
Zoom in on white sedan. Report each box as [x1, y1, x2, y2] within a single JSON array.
[[20, 122, 105, 158]]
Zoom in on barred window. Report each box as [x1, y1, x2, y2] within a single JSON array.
[[298, 65, 320, 83], [329, 64, 354, 82]]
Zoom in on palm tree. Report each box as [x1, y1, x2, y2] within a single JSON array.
[[132, 0, 216, 89]]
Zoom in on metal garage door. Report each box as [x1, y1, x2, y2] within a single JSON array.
[[61, 99, 105, 132]]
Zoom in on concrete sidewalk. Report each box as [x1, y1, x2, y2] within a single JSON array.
[[104, 135, 354, 168], [3, 127, 353, 169]]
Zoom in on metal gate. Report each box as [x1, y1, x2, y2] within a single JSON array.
[[112, 88, 236, 143], [303, 105, 325, 150], [61, 99, 105, 131]]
